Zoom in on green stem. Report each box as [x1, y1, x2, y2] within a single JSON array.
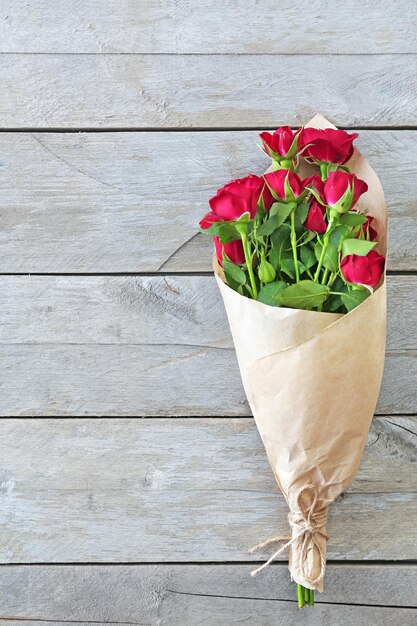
[[313, 216, 336, 283], [297, 584, 305, 608], [313, 238, 328, 282], [322, 268, 330, 284], [290, 210, 300, 282], [319, 163, 328, 181], [240, 232, 258, 300], [327, 271, 337, 287]]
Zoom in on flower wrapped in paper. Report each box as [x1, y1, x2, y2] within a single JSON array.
[[202, 115, 387, 605]]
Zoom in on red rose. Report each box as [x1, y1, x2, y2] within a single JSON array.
[[356, 215, 377, 241], [214, 236, 245, 266], [263, 169, 306, 202], [299, 128, 358, 165], [304, 173, 324, 197], [205, 175, 273, 225], [305, 200, 327, 234], [260, 126, 301, 159], [340, 250, 385, 288], [322, 171, 368, 213], [199, 211, 221, 230]]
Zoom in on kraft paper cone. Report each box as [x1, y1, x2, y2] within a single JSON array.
[[214, 115, 387, 591]]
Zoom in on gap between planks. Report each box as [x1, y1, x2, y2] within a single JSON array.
[[1, 126, 417, 133], [0, 414, 415, 420], [0, 561, 415, 567], [2, 52, 417, 56], [0, 270, 413, 277]]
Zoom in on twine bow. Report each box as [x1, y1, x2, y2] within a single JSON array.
[[249, 484, 329, 587]]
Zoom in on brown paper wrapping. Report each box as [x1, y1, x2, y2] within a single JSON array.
[[214, 115, 387, 591]]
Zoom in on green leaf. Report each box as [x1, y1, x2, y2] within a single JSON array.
[[236, 211, 251, 223], [201, 222, 222, 236], [269, 201, 296, 219], [279, 280, 330, 310], [333, 276, 349, 293], [298, 230, 317, 246], [329, 225, 349, 248], [222, 258, 246, 285], [340, 288, 371, 312], [280, 258, 306, 280], [218, 223, 240, 244], [257, 203, 295, 236], [280, 258, 295, 279], [339, 212, 367, 227], [300, 245, 317, 270], [296, 200, 310, 225], [256, 214, 281, 236], [342, 238, 376, 258], [269, 246, 281, 271], [269, 226, 291, 270], [323, 294, 346, 313], [258, 281, 286, 306], [314, 241, 339, 273], [271, 223, 291, 246]]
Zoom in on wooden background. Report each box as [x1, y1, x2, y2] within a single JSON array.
[[0, 1, 416, 624]]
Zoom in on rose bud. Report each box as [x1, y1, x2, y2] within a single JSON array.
[[263, 169, 306, 202], [214, 236, 245, 266], [299, 127, 358, 165], [356, 215, 377, 241], [258, 254, 276, 284], [305, 200, 327, 234], [260, 126, 301, 165], [323, 171, 368, 214], [205, 174, 273, 225], [340, 250, 385, 288]]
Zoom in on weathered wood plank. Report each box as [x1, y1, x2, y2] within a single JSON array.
[[1, 1, 416, 54], [0, 565, 415, 625], [0, 418, 414, 564], [0, 275, 414, 352], [0, 55, 416, 128], [0, 130, 414, 272], [0, 275, 415, 416], [0, 606, 412, 626], [2, 345, 415, 415]]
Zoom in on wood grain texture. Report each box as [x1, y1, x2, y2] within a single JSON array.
[[2, 345, 414, 415], [0, 275, 414, 416], [0, 417, 415, 563], [1, 1, 416, 54], [0, 565, 415, 626], [0, 275, 414, 351], [0, 54, 416, 128], [0, 130, 414, 272]]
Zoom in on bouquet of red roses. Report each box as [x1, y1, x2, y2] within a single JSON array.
[[200, 115, 387, 607]]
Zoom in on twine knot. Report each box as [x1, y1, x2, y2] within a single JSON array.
[[249, 484, 328, 587]]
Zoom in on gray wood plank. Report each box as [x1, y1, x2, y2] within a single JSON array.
[[0, 55, 416, 128], [0, 565, 415, 626], [1, 1, 416, 54], [0, 275, 415, 416], [2, 345, 415, 415], [0, 606, 412, 626], [0, 417, 415, 563], [0, 130, 414, 272], [0, 275, 414, 352], [0, 276, 412, 416]]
